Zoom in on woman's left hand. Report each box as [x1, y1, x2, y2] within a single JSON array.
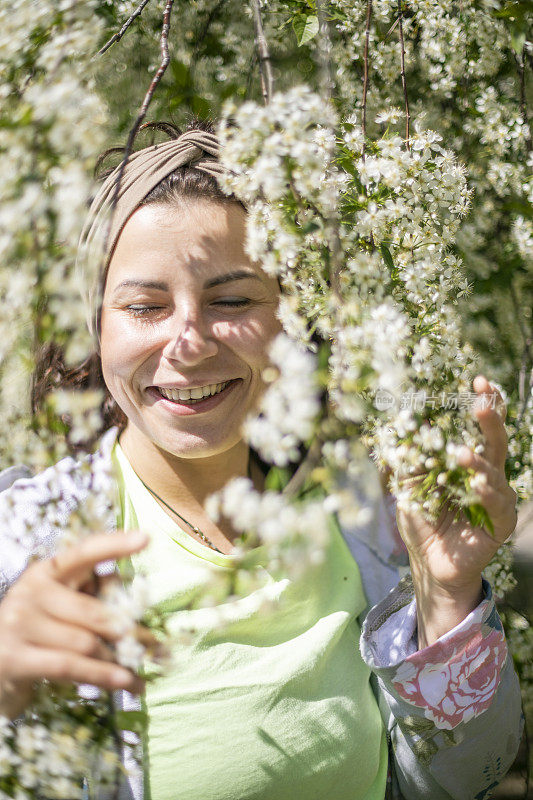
[[395, 375, 518, 648]]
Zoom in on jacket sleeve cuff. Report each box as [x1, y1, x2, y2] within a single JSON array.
[[360, 574, 508, 730]]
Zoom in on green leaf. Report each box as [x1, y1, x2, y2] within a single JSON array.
[[302, 220, 320, 234], [317, 339, 332, 371], [264, 465, 292, 492], [170, 60, 190, 87], [380, 243, 395, 272], [115, 710, 148, 735], [493, 1, 533, 22], [292, 15, 319, 46], [510, 29, 526, 54], [464, 503, 496, 538]]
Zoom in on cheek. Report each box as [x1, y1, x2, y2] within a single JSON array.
[[213, 312, 282, 366], [100, 315, 155, 382]]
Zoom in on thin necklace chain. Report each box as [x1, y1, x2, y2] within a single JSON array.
[[130, 458, 254, 555]]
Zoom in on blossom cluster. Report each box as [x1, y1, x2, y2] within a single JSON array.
[[0, 0, 108, 473], [243, 332, 321, 466], [0, 442, 166, 798], [205, 475, 332, 583], [0, 701, 122, 800], [218, 87, 491, 526]]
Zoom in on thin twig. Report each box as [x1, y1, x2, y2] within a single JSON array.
[[510, 283, 533, 373], [397, 0, 410, 150], [245, 50, 258, 101], [513, 47, 532, 153], [362, 0, 373, 161], [315, 0, 334, 102], [383, 16, 399, 41], [510, 283, 533, 427], [251, 0, 274, 104], [97, 0, 152, 57], [283, 430, 326, 499], [314, 0, 343, 300], [102, 1, 174, 271]]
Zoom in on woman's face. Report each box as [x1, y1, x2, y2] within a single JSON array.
[[100, 199, 282, 460]]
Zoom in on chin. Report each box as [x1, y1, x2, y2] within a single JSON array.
[[146, 425, 244, 460]]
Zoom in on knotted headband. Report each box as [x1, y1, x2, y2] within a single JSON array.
[[76, 129, 230, 346]]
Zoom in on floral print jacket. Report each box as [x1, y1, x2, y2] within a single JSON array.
[[0, 426, 524, 800]]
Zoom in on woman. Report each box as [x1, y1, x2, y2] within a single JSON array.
[[0, 122, 523, 800]]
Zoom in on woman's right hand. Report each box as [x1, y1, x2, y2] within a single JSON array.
[[0, 530, 149, 719]]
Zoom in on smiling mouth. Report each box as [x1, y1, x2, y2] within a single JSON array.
[[151, 379, 240, 406]]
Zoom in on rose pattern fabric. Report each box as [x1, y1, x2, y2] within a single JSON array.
[[361, 574, 510, 730], [383, 585, 509, 730], [392, 626, 507, 729]]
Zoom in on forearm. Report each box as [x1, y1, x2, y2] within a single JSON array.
[[410, 563, 484, 649]]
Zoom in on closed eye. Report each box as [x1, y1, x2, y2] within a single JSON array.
[[124, 299, 252, 317], [125, 306, 164, 317], [213, 298, 251, 307]]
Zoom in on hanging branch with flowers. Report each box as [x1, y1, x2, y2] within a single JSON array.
[[0, 0, 531, 796]]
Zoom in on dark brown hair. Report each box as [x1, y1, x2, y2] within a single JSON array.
[[30, 118, 248, 454]]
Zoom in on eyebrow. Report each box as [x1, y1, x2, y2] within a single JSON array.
[[112, 270, 262, 296]]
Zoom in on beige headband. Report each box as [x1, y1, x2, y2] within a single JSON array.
[[76, 129, 229, 345]]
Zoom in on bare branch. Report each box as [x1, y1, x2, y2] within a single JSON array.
[[97, 0, 152, 57], [283, 430, 326, 499], [251, 0, 274, 104], [245, 50, 258, 101], [510, 283, 533, 368], [313, 0, 343, 299], [397, 0, 410, 150], [362, 0, 373, 160], [513, 46, 532, 153], [383, 16, 399, 41], [510, 282, 533, 427], [315, 0, 334, 102], [102, 0, 174, 260]]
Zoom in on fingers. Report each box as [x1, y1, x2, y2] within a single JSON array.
[[456, 447, 506, 492], [472, 375, 508, 471], [11, 645, 145, 694], [0, 532, 152, 713], [35, 584, 121, 642], [47, 530, 149, 588], [17, 613, 116, 664], [457, 442, 518, 541]]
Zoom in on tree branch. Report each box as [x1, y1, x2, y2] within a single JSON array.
[[513, 46, 532, 153], [397, 0, 410, 150], [314, 0, 343, 300], [510, 282, 533, 427], [315, 0, 335, 102], [245, 50, 258, 101], [283, 430, 326, 499], [362, 0, 373, 160], [97, 0, 153, 57], [251, 0, 274, 104], [102, 0, 174, 262]]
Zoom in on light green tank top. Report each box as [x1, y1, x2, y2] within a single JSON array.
[[112, 440, 387, 800]]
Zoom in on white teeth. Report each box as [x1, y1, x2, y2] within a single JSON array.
[[158, 381, 231, 402]]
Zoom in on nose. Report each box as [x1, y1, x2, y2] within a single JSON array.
[[161, 312, 218, 366]]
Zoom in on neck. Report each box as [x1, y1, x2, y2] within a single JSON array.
[[118, 424, 262, 514]]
